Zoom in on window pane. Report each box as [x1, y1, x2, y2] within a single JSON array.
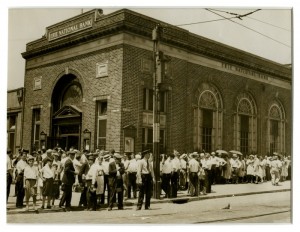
[[143, 89, 147, 110], [160, 92, 165, 112], [240, 115, 249, 154], [149, 89, 153, 111], [35, 124, 40, 141], [98, 120, 107, 137]]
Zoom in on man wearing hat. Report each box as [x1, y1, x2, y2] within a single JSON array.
[[42, 149, 52, 161], [7, 149, 13, 203], [40, 155, 54, 209], [15, 150, 28, 208], [188, 152, 200, 196], [270, 155, 282, 186], [59, 151, 78, 211], [101, 153, 111, 205], [179, 154, 188, 190], [126, 153, 138, 199], [136, 150, 155, 210], [107, 153, 125, 211], [23, 155, 39, 211]]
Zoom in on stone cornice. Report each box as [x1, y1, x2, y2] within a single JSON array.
[[22, 9, 291, 81]]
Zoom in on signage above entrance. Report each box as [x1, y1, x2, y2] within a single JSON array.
[[48, 18, 93, 41]]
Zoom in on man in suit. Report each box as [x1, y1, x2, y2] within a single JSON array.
[[107, 153, 125, 211], [59, 151, 78, 211]]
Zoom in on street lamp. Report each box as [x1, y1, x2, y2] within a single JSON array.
[[83, 129, 91, 151], [40, 131, 47, 150]]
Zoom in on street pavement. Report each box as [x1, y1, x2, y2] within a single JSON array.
[[6, 180, 291, 215]]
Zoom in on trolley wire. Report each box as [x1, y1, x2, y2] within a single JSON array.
[[205, 8, 291, 48]]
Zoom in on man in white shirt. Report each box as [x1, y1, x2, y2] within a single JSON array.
[[23, 155, 39, 211], [161, 154, 172, 198], [40, 157, 54, 209], [100, 154, 110, 204], [171, 152, 181, 198], [179, 154, 188, 190], [270, 155, 282, 186], [188, 152, 200, 196], [85, 155, 98, 211], [136, 150, 155, 210], [127, 153, 138, 199]]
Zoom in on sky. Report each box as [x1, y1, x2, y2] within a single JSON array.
[[6, 7, 292, 90]]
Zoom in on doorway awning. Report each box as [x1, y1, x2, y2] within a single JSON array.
[[53, 105, 82, 119]]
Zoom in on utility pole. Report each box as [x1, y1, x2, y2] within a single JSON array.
[[152, 24, 162, 199]]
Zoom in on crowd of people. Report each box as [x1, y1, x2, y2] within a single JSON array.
[[6, 147, 291, 212]]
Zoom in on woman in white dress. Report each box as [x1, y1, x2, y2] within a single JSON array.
[[246, 155, 255, 183]]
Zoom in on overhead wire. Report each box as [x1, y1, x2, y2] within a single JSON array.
[[205, 8, 291, 48], [211, 8, 291, 31]]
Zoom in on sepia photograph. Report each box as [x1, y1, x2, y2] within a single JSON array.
[[3, 0, 296, 228]]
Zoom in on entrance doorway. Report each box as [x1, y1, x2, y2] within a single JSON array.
[[59, 135, 80, 151]]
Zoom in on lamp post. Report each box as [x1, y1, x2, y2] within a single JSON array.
[[83, 129, 91, 151], [152, 24, 162, 199], [40, 131, 47, 150]]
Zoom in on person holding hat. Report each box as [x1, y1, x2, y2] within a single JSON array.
[[136, 150, 155, 210], [107, 153, 125, 211], [40, 156, 54, 209], [59, 151, 78, 211], [23, 155, 39, 211], [7, 149, 13, 203], [15, 151, 28, 208]]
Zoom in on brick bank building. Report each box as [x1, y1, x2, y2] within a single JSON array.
[[21, 9, 292, 156]]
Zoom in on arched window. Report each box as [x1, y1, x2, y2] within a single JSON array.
[[193, 83, 223, 152], [233, 93, 257, 154], [268, 101, 285, 154]]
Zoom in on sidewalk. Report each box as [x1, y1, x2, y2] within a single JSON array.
[[6, 180, 291, 214]]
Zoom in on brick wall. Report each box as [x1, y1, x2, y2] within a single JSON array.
[[23, 45, 123, 152]]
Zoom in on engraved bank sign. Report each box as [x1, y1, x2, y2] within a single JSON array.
[[48, 18, 93, 41]]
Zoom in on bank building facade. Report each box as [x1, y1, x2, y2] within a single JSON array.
[[20, 9, 292, 156]]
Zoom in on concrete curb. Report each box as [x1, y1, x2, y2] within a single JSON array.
[[7, 188, 290, 214]]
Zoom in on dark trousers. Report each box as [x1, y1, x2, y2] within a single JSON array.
[[170, 172, 179, 198], [79, 186, 87, 207], [189, 172, 198, 196], [101, 175, 110, 204], [265, 166, 271, 181], [108, 176, 117, 209], [127, 172, 137, 198], [161, 173, 171, 197], [59, 184, 73, 208], [210, 165, 217, 184], [16, 174, 25, 207], [137, 174, 152, 209], [86, 181, 97, 210], [7, 173, 12, 203], [205, 170, 212, 193]]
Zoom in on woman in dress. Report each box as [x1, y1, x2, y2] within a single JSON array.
[[222, 156, 231, 184], [35, 154, 43, 200], [246, 155, 255, 183]]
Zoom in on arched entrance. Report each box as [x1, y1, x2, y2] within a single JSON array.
[[49, 74, 83, 151]]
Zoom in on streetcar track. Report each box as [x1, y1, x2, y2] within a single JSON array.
[[193, 210, 291, 223]]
